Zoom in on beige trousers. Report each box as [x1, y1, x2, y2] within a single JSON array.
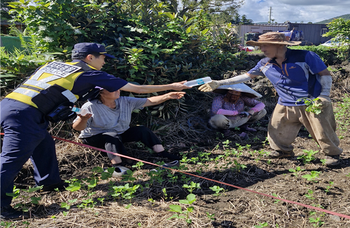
[[268, 99, 342, 156], [209, 109, 267, 130]]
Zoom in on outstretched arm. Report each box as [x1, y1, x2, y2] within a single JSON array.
[[198, 73, 257, 92], [143, 92, 185, 107], [120, 81, 190, 93]]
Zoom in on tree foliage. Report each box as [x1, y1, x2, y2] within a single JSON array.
[[231, 14, 253, 25], [323, 18, 350, 59], [323, 18, 350, 44], [0, 0, 13, 20], [7, 0, 244, 86]]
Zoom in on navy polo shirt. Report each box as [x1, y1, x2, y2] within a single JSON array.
[[71, 60, 128, 98]]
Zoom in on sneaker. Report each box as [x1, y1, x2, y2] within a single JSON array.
[[35, 181, 68, 192], [268, 150, 295, 159], [223, 129, 231, 137], [108, 165, 129, 178], [239, 132, 249, 140], [163, 160, 179, 168], [324, 155, 341, 166], [241, 125, 257, 132], [0, 205, 29, 220]]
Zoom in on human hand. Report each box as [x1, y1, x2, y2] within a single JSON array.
[[198, 80, 220, 92], [170, 81, 191, 90], [78, 113, 92, 119], [317, 95, 331, 102], [167, 92, 186, 100], [239, 111, 251, 117]]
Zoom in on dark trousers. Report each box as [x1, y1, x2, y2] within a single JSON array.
[[82, 126, 162, 161], [0, 99, 61, 208]]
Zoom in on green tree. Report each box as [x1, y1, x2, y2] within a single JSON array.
[[231, 14, 253, 25], [323, 18, 350, 45], [168, 0, 242, 17], [159, 0, 244, 25], [323, 18, 350, 59], [7, 0, 242, 85]]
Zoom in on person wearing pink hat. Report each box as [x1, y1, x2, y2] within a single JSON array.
[[209, 83, 266, 138]]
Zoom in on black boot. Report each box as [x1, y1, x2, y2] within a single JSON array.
[[35, 180, 68, 192], [0, 205, 29, 220], [157, 151, 180, 161]]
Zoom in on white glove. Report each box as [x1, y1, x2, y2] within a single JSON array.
[[198, 74, 252, 92], [198, 80, 220, 92]]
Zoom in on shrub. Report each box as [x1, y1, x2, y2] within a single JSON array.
[[8, 0, 243, 86]]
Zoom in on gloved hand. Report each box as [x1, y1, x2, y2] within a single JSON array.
[[239, 111, 251, 117], [317, 95, 331, 102], [198, 80, 220, 92]]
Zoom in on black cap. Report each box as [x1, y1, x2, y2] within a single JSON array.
[[72, 43, 115, 59]]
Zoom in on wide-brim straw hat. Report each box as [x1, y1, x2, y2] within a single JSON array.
[[213, 83, 262, 98], [246, 32, 301, 46]]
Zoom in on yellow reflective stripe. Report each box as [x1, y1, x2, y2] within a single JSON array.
[[6, 93, 38, 108]]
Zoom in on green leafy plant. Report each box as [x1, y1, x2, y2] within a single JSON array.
[[297, 149, 319, 164], [111, 183, 140, 201], [0, 221, 14, 228], [304, 190, 315, 200], [296, 98, 322, 115], [272, 193, 281, 204], [132, 161, 144, 170], [183, 181, 201, 193], [302, 171, 321, 182], [324, 181, 334, 193], [168, 194, 196, 224], [255, 222, 269, 228], [60, 199, 78, 210], [309, 211, 325, 227], [206, 212, 215, 221], [6, 185, 43, 213], [162, 188, 173, 200], [209, 185, 225, 196], [65, 178, 82, 192], [231, 160, 247, 172], [289, 166, 305, 177]]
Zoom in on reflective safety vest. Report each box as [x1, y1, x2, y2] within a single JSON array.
[[6, 61, 93, 115]]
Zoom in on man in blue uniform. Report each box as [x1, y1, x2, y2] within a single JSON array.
[[0, 43, 190, 219], [199, 32, 342, 166]]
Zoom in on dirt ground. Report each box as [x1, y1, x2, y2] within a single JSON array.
[[2, 60, 350, 228]]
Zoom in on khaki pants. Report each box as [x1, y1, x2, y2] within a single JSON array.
[[209, 109, 267, 130], [268, 99, 342, 156]]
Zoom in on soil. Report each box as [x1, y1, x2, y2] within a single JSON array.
[[3, 59, 350, 228]]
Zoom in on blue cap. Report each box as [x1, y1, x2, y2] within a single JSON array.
[[72, 43, 115, 59]]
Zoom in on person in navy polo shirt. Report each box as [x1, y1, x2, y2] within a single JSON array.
[[199, 32, 342, 166], [0, 42, 190, 219]]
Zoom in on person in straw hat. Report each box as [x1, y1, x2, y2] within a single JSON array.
[[199, 32, 342, 166], [209, 83, 266, 139]]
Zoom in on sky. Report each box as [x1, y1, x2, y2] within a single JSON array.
[[238, 0, 350, 23]]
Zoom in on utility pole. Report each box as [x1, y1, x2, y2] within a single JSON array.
[[268, 7, 272, 24]]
